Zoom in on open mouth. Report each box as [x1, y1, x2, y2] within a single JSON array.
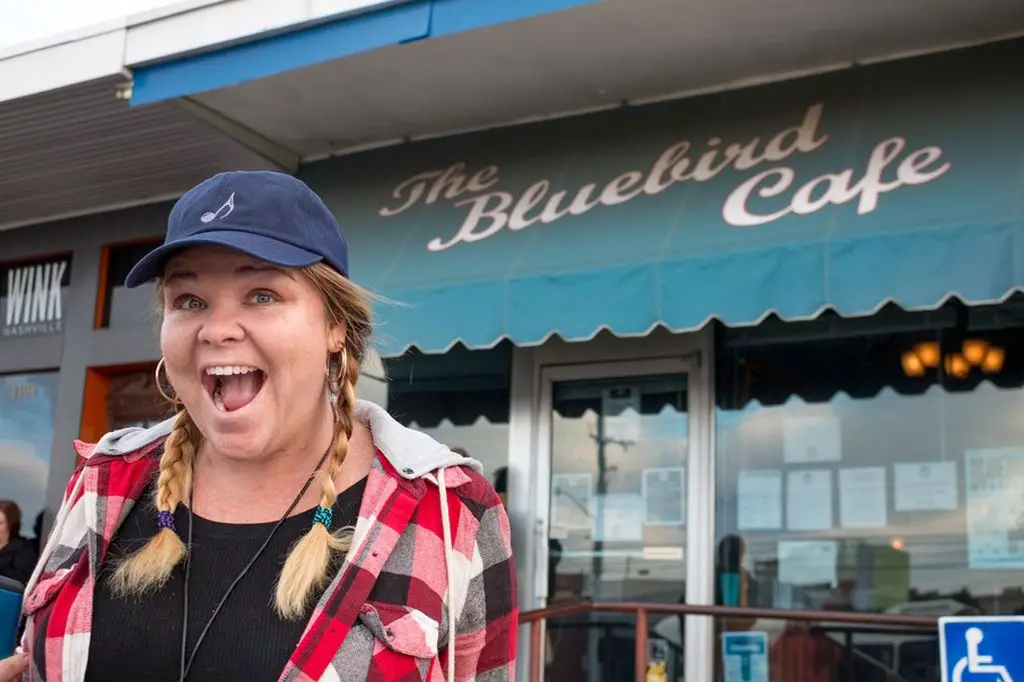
[[201, 366, 267, 413]]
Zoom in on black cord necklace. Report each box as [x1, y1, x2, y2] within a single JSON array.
[[177, 442, 334, 682]]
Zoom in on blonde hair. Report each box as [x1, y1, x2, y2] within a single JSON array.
[[112, 262, 374, 620]]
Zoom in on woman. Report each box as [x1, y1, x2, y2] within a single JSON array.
[[0, 171, 517, 682], [0, 501, 37, 586]]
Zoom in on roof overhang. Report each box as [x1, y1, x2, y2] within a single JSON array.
[[0, 75, 284, 231], [1, 0, 1023, 231], [127, 0, 1024, 163], [126, 0, 597, 106], [0, 0, 601, 231]]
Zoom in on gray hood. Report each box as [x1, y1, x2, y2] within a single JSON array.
[[92, 399, 482, 480]]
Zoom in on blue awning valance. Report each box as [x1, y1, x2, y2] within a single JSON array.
[[299, 40, 1024, 356]]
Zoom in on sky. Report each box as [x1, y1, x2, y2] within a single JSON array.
[[0, 0, 178, 50]]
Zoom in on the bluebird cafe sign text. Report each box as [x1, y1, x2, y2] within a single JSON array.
[[378, 102, 952, 251], [2, 257, 71, 338]]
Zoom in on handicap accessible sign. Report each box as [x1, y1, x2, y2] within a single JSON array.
[[940, 616, 1024, 682], [722, 631, 768, 682]]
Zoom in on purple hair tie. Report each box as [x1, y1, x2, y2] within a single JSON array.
[[157, 510, 176, 532]]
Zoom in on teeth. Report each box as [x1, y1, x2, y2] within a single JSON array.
[[205, 366, 260, 376], [214, 391, 225, 411]]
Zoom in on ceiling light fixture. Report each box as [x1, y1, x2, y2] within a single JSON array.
[[901, 339, 1005, 379]]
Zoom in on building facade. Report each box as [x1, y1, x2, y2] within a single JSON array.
[[3, 34, 1024, 682]]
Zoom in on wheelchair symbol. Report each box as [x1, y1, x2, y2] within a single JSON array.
[[953, 628, 1013, 682]]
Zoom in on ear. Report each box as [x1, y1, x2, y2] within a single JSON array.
[[327, 321, 347, 354]]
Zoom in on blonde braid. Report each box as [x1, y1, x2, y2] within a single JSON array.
[[111, 409, 199, 596], [274, 352, 360, 620]]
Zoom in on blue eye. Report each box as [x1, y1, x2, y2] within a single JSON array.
[[251, 291, 277, 305], [176, 296, 205, 311]]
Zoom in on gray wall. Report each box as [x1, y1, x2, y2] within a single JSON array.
[[0, 203, 170, 525]]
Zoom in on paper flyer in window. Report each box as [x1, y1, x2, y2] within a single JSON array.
[[593, 493, 646, 542], [782, 415, 842, 464], [551, 472, 594, 533], [965, 448, 1024, 569], [778, 540, 838, 587], [737, 469, 782, 530], [839, 466, 888, 529], [642, 466, 686, 526], [601, 386, 641, 442], [786, 469, 833, 531], [893, 461, 958, 511]]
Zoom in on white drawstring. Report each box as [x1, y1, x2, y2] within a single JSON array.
[[437, 467, 457, 682]]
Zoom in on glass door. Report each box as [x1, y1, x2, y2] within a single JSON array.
[[536, 358, 692, 682]]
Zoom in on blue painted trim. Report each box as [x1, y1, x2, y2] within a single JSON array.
[[130, 0, 598, 106]]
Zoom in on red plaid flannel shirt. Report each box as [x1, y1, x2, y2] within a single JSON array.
[[21, 403, 517, 682]]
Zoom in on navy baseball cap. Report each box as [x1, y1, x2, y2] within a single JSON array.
[[124, 170, 349, 288]]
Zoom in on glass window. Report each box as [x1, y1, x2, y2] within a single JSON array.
[[548, 374, 689, 605], [715, 299, 1024, 620], [385, 342, 511, 489], [102, 241, 160, 328], [544, 372, 689, 681], [106, 368, 175, 430], [0, 371, 59, 543]]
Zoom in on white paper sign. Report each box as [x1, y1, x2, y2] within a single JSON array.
[[551, 473, 593, 532], [602, 386, 641, 442], [965, 448, 1024, 569], [778, 540, 838, 587], [783, 415, 842, 464], [894, 461, 958, 511], [737, 469, 783, 530], [839, 467, 888, 529], [642, 467, 686, 525], [786, 469, 833, 531], [594, 493, 645, 542]]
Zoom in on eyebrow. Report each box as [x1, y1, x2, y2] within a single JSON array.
[[163, 263, 295, 284]]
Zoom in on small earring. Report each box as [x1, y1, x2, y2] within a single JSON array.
[[155, 358, 182, 405]]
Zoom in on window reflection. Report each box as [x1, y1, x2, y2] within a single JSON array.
[[106, 368, 174, 430], [0, 372, 58, 535], [102, 241, 160, 328], [549, 375, 689, 603], [408, 418, 510, 483], [715, 299, 1024, 619], [546, 374, 688, 682], [384, 343, 511, 484]]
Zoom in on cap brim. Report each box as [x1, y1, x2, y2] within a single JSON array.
[[124, 230, 323, 288]]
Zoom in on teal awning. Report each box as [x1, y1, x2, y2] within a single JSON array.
[[300, 40, 1024, 356]]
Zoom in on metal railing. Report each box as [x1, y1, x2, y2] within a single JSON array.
[[518, 601, 939, 682]]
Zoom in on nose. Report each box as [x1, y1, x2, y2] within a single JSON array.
[[197, 302, 246, 346]]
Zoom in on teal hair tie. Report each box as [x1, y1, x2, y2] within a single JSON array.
[[312, 505, 333, 528]]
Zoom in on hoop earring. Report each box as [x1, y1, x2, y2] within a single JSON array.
[[326, 348, 348, 397], [155, 357, 182, 405]]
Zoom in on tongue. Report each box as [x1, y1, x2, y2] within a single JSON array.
[[219, 373, 262, 412]]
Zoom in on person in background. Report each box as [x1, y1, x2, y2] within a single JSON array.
[[490, 463, 508, 507], [31, 513, 44, 556], [0, 500, 37, 586], [716, 534, 759, 608]]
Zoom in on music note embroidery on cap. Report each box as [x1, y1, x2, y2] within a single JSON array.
[[201, 193, 236, 223]]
